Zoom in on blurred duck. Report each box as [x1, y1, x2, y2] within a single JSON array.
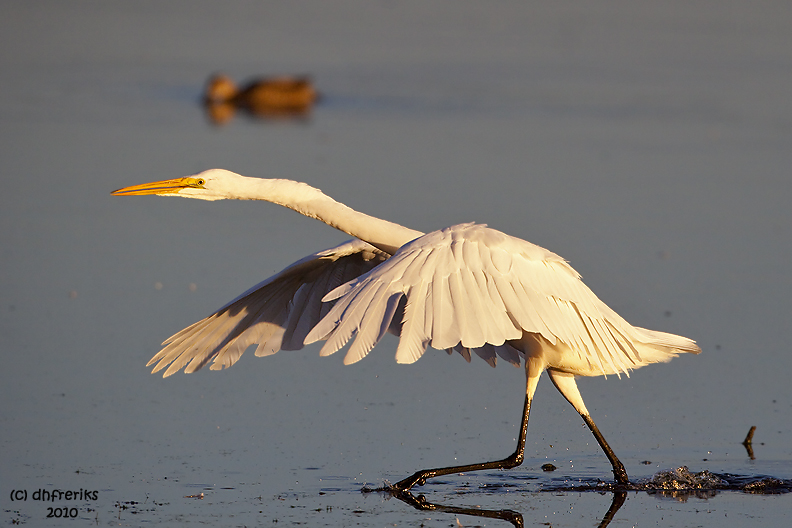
[[203, 74, 318, 124]]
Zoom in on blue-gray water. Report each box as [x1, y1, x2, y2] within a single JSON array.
[[2, 1, 791, 526]]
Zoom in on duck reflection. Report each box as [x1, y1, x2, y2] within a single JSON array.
[[202, 74, 319, 125]]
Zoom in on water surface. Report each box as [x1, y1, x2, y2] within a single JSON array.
[[2, 2, 791, 526]]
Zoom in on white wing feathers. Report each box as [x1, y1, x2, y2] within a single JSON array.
[[150, 222, 699, 378], [147, 239, 389, 377], [307, 224, 553, 363], [305, 223, 699, 375]]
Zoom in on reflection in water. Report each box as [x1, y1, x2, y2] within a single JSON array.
[[202, 73, 319, 125], [368, 467, 792, 526], [388, 488, 525, 528], [742, 425, 757, 460], [598, 492, 628, 528], [382, 488, 627, 528]]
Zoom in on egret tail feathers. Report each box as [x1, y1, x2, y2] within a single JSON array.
[[631, 327, 701, 365]]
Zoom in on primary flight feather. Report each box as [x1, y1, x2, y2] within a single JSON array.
[[113, 168, 700, 490]]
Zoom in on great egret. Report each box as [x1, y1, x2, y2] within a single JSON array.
[[112, 169, 700, 490]]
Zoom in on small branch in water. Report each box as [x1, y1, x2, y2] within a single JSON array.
[[743, 426, 756, 445], [742, 426, 756, 460]]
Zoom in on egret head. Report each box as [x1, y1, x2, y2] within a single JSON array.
[[111, 169, 245, 201]]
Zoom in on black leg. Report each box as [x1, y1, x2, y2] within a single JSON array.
[[389, 395, 532, 491], [581, 414, 629, 485], [547, 370, 629, 485]]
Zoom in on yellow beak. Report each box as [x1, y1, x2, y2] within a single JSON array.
[[111, 177, 205, 196]]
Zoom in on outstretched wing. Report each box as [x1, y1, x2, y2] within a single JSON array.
[[306, 223, 699, 374], [147, 239, 389, 377]]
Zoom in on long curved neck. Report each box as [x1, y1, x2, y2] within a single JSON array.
[[238, 177, 424, 255]]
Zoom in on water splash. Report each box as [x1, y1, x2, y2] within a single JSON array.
[[644, 466, 727, 490], [637, 466, 727, 500], [535, 466, 792, 497], [638, 466, 792, 496]]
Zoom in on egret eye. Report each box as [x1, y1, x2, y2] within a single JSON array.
[[197, 179, 205, 185]]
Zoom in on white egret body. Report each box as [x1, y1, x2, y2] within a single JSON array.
[[113, 169, 700, 489]]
